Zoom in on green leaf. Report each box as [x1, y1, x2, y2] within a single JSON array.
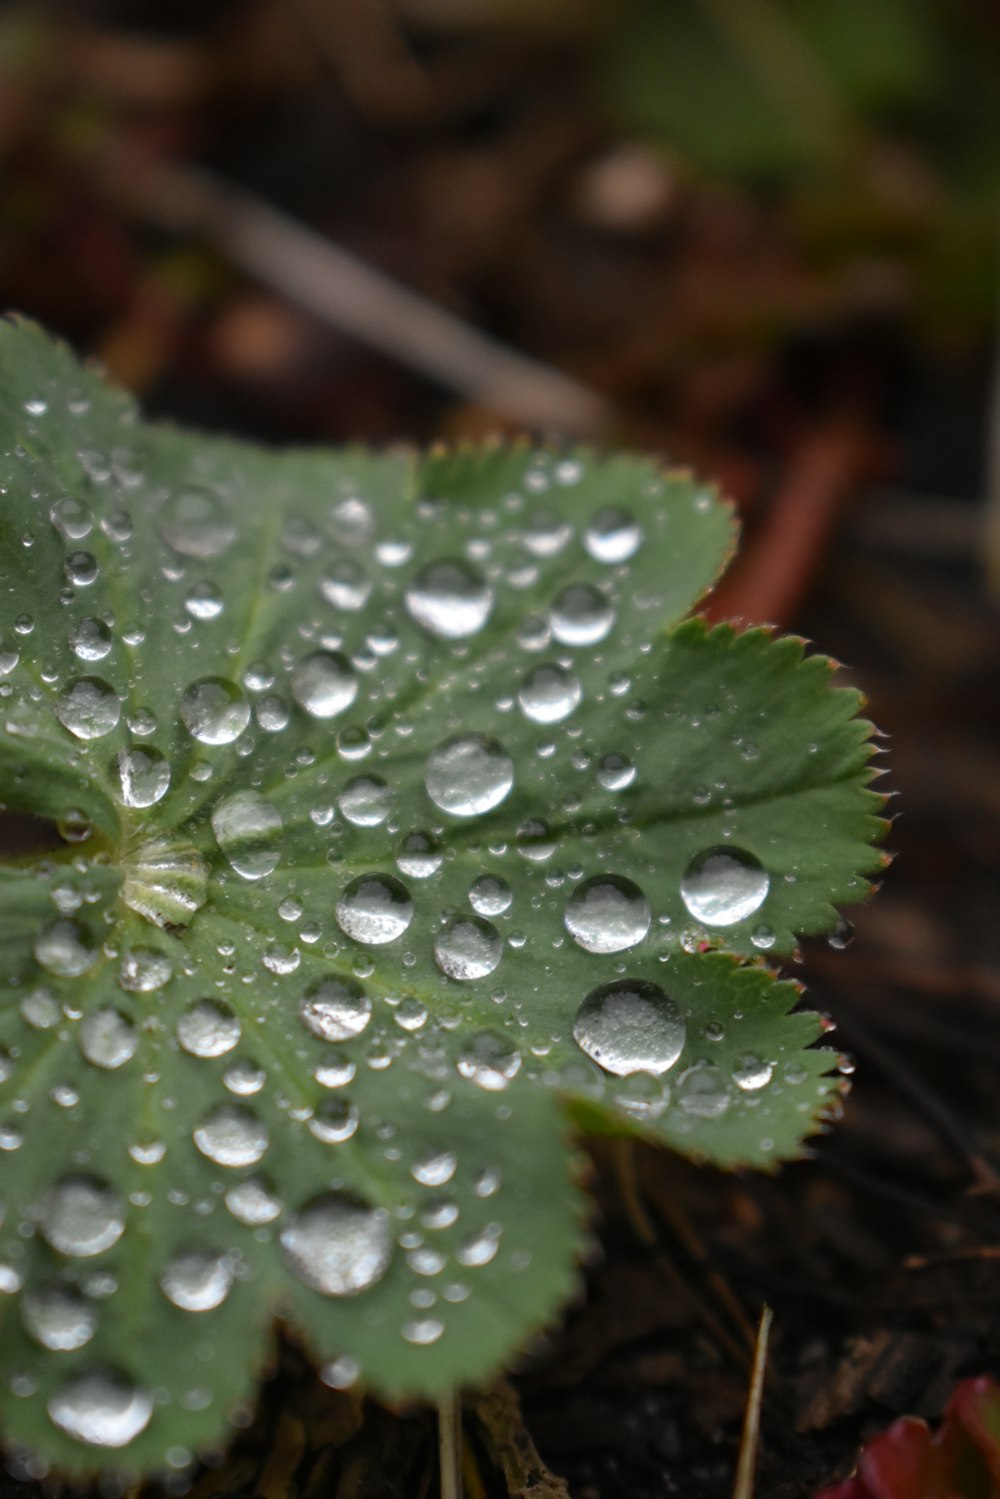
[[0, 318, 882, 1475]]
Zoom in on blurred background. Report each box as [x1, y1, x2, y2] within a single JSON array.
[[3, 3, 1000, 1496]]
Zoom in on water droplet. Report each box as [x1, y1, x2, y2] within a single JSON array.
[[69, 617, 112, 662], [733, 1055, 773, 1091], [751, 924, 776, 950], [291, 651, 358, 719], [456, 1031, 521, 1090], [402, 1318, 444, 1345], [34, 920, 97, 978], [573, 979, 685, 1076], [211, 791, 283, 880], [184, 581, 224, 620], [597, 752, 635, 791], [194, 1105, 268, 1167], [550, 583, 614, 646], [161, 1250, 233, 1312], [522, 510, 572, 557], [177, 1000, 240, 1058], [79, 1009, 137, 1070], [119, 947, 172, 993], [435, 916, 503, 981], [50, 497, 93, 541], [281, 1192, 391, 1296], [680, 847, 769, 926], [48, 1370, 152, 1448], [396, 831, 443, 878], [300, 976, 371, 1041], [615, 1071, 669, 1120], [224, 1059, 266, 1096], [564, 875, 650, 954], [180, 677, 250, 745], [584, 506, 642, 563], [64, 550, 99, 587], [336, 874, 412, 945], [457, 1225, 501, 1267], [158, 488, 235, 558], [113, 746, 171, 808], [225, 1175, 282, 1225], [37, 1176, 125, 1257], [338, 775, 391, 827], [405, 558, 493, 639], [469, 874, 512, 917], [22, 1283, 97, 1350], [827, 918, 854, 950], [517, 663, 582, 724], [309, 1097, 359, 1143], [677, 1063, 730, 1117], [412, 1151, 456, 1187], [320, 559, 371, 611], [425, 735, 514, 817], [56, 677, 120, 740], [516, 817, 555, 862]]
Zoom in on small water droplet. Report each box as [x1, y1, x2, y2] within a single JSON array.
[[184, 581, 224, 620], [564, 875, 650, 953], [37, 1176, 125, 1257], [225, 1175, 282, 1225], [412, 1151, 456, 1187], [456, 1031, 521, 1090], [338, 775, 390, 827], [680, 847, 769, 926], [405, 558, 493, 639], [193, 1105, 268, 1167], [827, 918, 854, 950], [280, 1192, 391, 1296], [425, 735, 514, 817], [597, 752, 635, 791], [336, 874, 413, 945], [161, 1250, 233, 1311], [22, 1283, 97, 1350], [119, 947, 173, 993], [291, 651, 358, 719], [517, 663, 582, 724], [573, 979, 685, 1077], [211, 791, 283, 880], [550, 583, 614, 646], [677, 1063, 730, 1117], [56, 677, 121, 740], [396, 831, 443, 878], [79, 1009, 137, 1070], [158, 488, 235, 558], [402, 1317, 444, 1345], [34, 920, 98, 978], [733, 1055, 773, 1091], [320, 559, 371, 611], [299, 976, 371, 1041], [50, 497, 93, 541], [584, 506, 642, 563], [434, 916, 503, 981], [177, 1000, 240, 1058], [113, 746, 171, 808], [48, 1370, 152, 1448], [468, 874, 512, 917], [64, 551, 99, 587], [180, 678, 250, 745], [69, 617, 112, 662], [309, 1097, 359, 1144]]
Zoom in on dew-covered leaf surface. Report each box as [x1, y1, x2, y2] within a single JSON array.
[[0, 319, 883, 1475]]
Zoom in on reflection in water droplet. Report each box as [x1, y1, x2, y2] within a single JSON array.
[[38, 1176, 125, 1257], [158, 488, 235, 558], [584, 506, 642, 563], [300, 976, 371, 1041], [177, 1000, 240, 1058], [564, 875, 650, 954], [680, 847, 769, 926], [56, 677, 121, 740], [339, 775, 391, 827], [49, 1370, 153, 1448], [291, 651, 358, 719], [517, 663, 582, 724], [456, 1032, 521, 1091], [211, 791, 283, 880], [434, 916, 503, 981], [194, 1105, 268, 1167], [225, 1175, 282, 1225], [336, 874, 412, 945], [79, 1009, 137, 1070], [425, 735, 514, 817], [281, 1192, 391, 1296], [405, 558, 493, 639], [161, 1250, 233, 1311], [113, 746, 171, 808], [573, 979, 685, 1077], [550, 583, 614, 646], [469, 874, 512, 916], [180, 678, 250, 745], [396, 831, 443, 878], [22, 1283, 97, 1350]]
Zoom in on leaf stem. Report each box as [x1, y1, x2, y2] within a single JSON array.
[[438, 1388, 463, 1499]]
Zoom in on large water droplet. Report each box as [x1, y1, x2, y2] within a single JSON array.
[[434, 915, 503, 981], [584, 506, 642, 563], [338, 775, 391, 827], [193, 1105, 268, 1167], [79, 1008, 137, 1070], [22, 1283, 97, 1350], [37, 1175, 125, 1257], [573, 979, 685, 1077], [180, 678, 250, 745], [550, 583, 614, 646], [680, 847, 769, 926], [456, 1031, 521, 1090], [291, 651, 357, 719], [48, 1370, 153, 1448], [211, 791, 283, 880], [280, 1192, 391, 1296], [56, 677, 121, 740], [177, 1000, 241, 1058], [405, 559, 493, 639], [34, 920, 97, 978], [113, 746, 171, 808], [564, 875, 651, 954], [300, 976, 371, 1042], [425, 735, 514, 817], [161, 1250, 233, 1311], [517, 663, 582, 724], [336, 874, 412, 945], [158, 488, 235, 558]]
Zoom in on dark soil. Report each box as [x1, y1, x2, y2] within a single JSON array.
[[2, 5, 999, 1495]]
